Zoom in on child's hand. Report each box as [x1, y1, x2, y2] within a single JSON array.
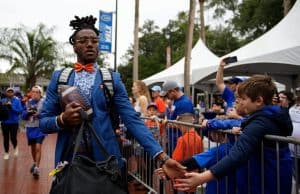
[[227, 108, 241, 119], [231, 127, 241, 135], [174, 172, 202, 192], [154, 168, 167, 180], [174, 170, 214, 192], [201, 119, 208, 128]]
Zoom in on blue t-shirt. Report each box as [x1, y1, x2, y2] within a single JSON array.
[[222, 86, 235, 109], [171, 95, 194, 120], [193, 143, 236, 194]]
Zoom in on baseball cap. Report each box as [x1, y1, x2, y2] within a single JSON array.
[[151, 85, 161, 92], [147, 103, 158, 110], [6, 87, 14, 92], [177, 113, 195, 123], [226, 77, 243, 85], [160, 80, 180, 96]]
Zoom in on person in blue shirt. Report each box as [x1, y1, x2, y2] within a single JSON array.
[[216, 59, 243, 110], [174, 75, 293, 194], [160, 80, 194, 154], [39, 15, 185, 192], [1, 87, 23, 160], [22, 86, 46, 178]]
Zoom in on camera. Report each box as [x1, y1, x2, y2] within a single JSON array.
[[4, 101, 12, 109], [223, 56, 238, 64], [29, 107, 37, 112], [28, 107, 37, 115]]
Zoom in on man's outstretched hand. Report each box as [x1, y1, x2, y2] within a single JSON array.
[[161, 158, 187, 179]]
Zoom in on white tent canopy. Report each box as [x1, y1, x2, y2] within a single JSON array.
[[144, 0, 300, 90], [192, 0, 300, 89], [143, 39, 220, 86]]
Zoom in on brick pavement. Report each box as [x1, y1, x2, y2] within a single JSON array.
[[0, 131, 148, 194]]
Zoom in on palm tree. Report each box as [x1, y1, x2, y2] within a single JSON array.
[[0, 24, 58, 91]]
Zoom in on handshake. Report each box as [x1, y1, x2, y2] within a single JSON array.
[[155, 158, 213, 192]]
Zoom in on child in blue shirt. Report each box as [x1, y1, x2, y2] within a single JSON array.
[[174, 75, 293, 194]]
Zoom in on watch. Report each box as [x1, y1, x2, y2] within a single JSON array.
[[158, 154, 170, 167]]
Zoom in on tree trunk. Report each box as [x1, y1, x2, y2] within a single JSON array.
[[133, 0, 140, 81], [283, 0, 292, 16], [199, 0, 205, 43], [184, 0, 196, 97]]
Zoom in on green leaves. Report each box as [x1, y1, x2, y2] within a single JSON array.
[[0, 24, 59, 91]]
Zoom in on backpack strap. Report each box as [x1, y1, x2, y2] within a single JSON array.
[[99, 68, 120, 131], [57, 67, 74, 93], [100, 68, 114, 100]]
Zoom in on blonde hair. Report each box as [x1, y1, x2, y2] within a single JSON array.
[[134, 80, 151, 102], [32, 85, 43, 96]]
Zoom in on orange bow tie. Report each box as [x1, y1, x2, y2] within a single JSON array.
[[74, 63, 95, 73]]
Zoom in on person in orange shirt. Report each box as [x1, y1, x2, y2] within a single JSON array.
[[150, 85, 166, 118], [172, 113, 204, 162], [144, 103, 163, 141]]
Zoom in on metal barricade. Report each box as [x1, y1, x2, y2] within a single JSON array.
[[120, 118, 300, 194]]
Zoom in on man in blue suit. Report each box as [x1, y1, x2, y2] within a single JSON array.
[[39, 15, 185, 187]]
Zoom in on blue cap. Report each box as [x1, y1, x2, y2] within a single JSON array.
[[227, 77, 243, 85], [151, 85, 161, 92]]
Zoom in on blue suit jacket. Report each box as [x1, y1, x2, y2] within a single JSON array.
[[40, 69, 162, 166]]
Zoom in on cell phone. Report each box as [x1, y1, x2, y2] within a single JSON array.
[[223, 56, 238, 64]]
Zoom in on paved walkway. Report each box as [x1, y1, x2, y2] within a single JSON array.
[[0, 131, 148, 194], [0, 131, 55, 194]]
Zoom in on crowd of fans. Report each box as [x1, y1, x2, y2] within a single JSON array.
[[0, 58, 299, 193]]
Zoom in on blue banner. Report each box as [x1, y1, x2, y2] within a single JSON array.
[[99, 11, 113, 52]]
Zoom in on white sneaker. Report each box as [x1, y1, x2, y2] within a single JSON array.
[[3, 153, 9, 160], [14, 147, 19, 156], [33, 166, 40, 178]]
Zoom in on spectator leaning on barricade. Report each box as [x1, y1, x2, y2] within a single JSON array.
[[289, 87, 300, 187], [172, 113, 203, 162], [1, 87, 23, 160], [172, 74, 293, 194], [160, 80, 194, 154], [150, 85, 166, 118], [216, 58, 243, 110], [157, 112, 242, 194]]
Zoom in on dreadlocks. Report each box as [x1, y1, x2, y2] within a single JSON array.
[[69, 15, 99, 45]]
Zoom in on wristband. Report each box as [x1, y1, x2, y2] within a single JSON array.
[[159, 154, 170, 167]]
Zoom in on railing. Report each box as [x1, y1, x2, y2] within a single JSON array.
[[120, 117, 300, 194]]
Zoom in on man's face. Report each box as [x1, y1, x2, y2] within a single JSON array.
[[5, 90, 14, 98], [166, 89, 176, 100], [278, 93, 289, 108], [228, 83, 238, 91], [73, 29, 99, 64], [151, 90, 160, 98]]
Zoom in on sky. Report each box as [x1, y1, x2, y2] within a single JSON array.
[[0, 0, 200, 72]]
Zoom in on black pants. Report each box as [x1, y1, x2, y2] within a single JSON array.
[[1, 123, 18, 152]]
